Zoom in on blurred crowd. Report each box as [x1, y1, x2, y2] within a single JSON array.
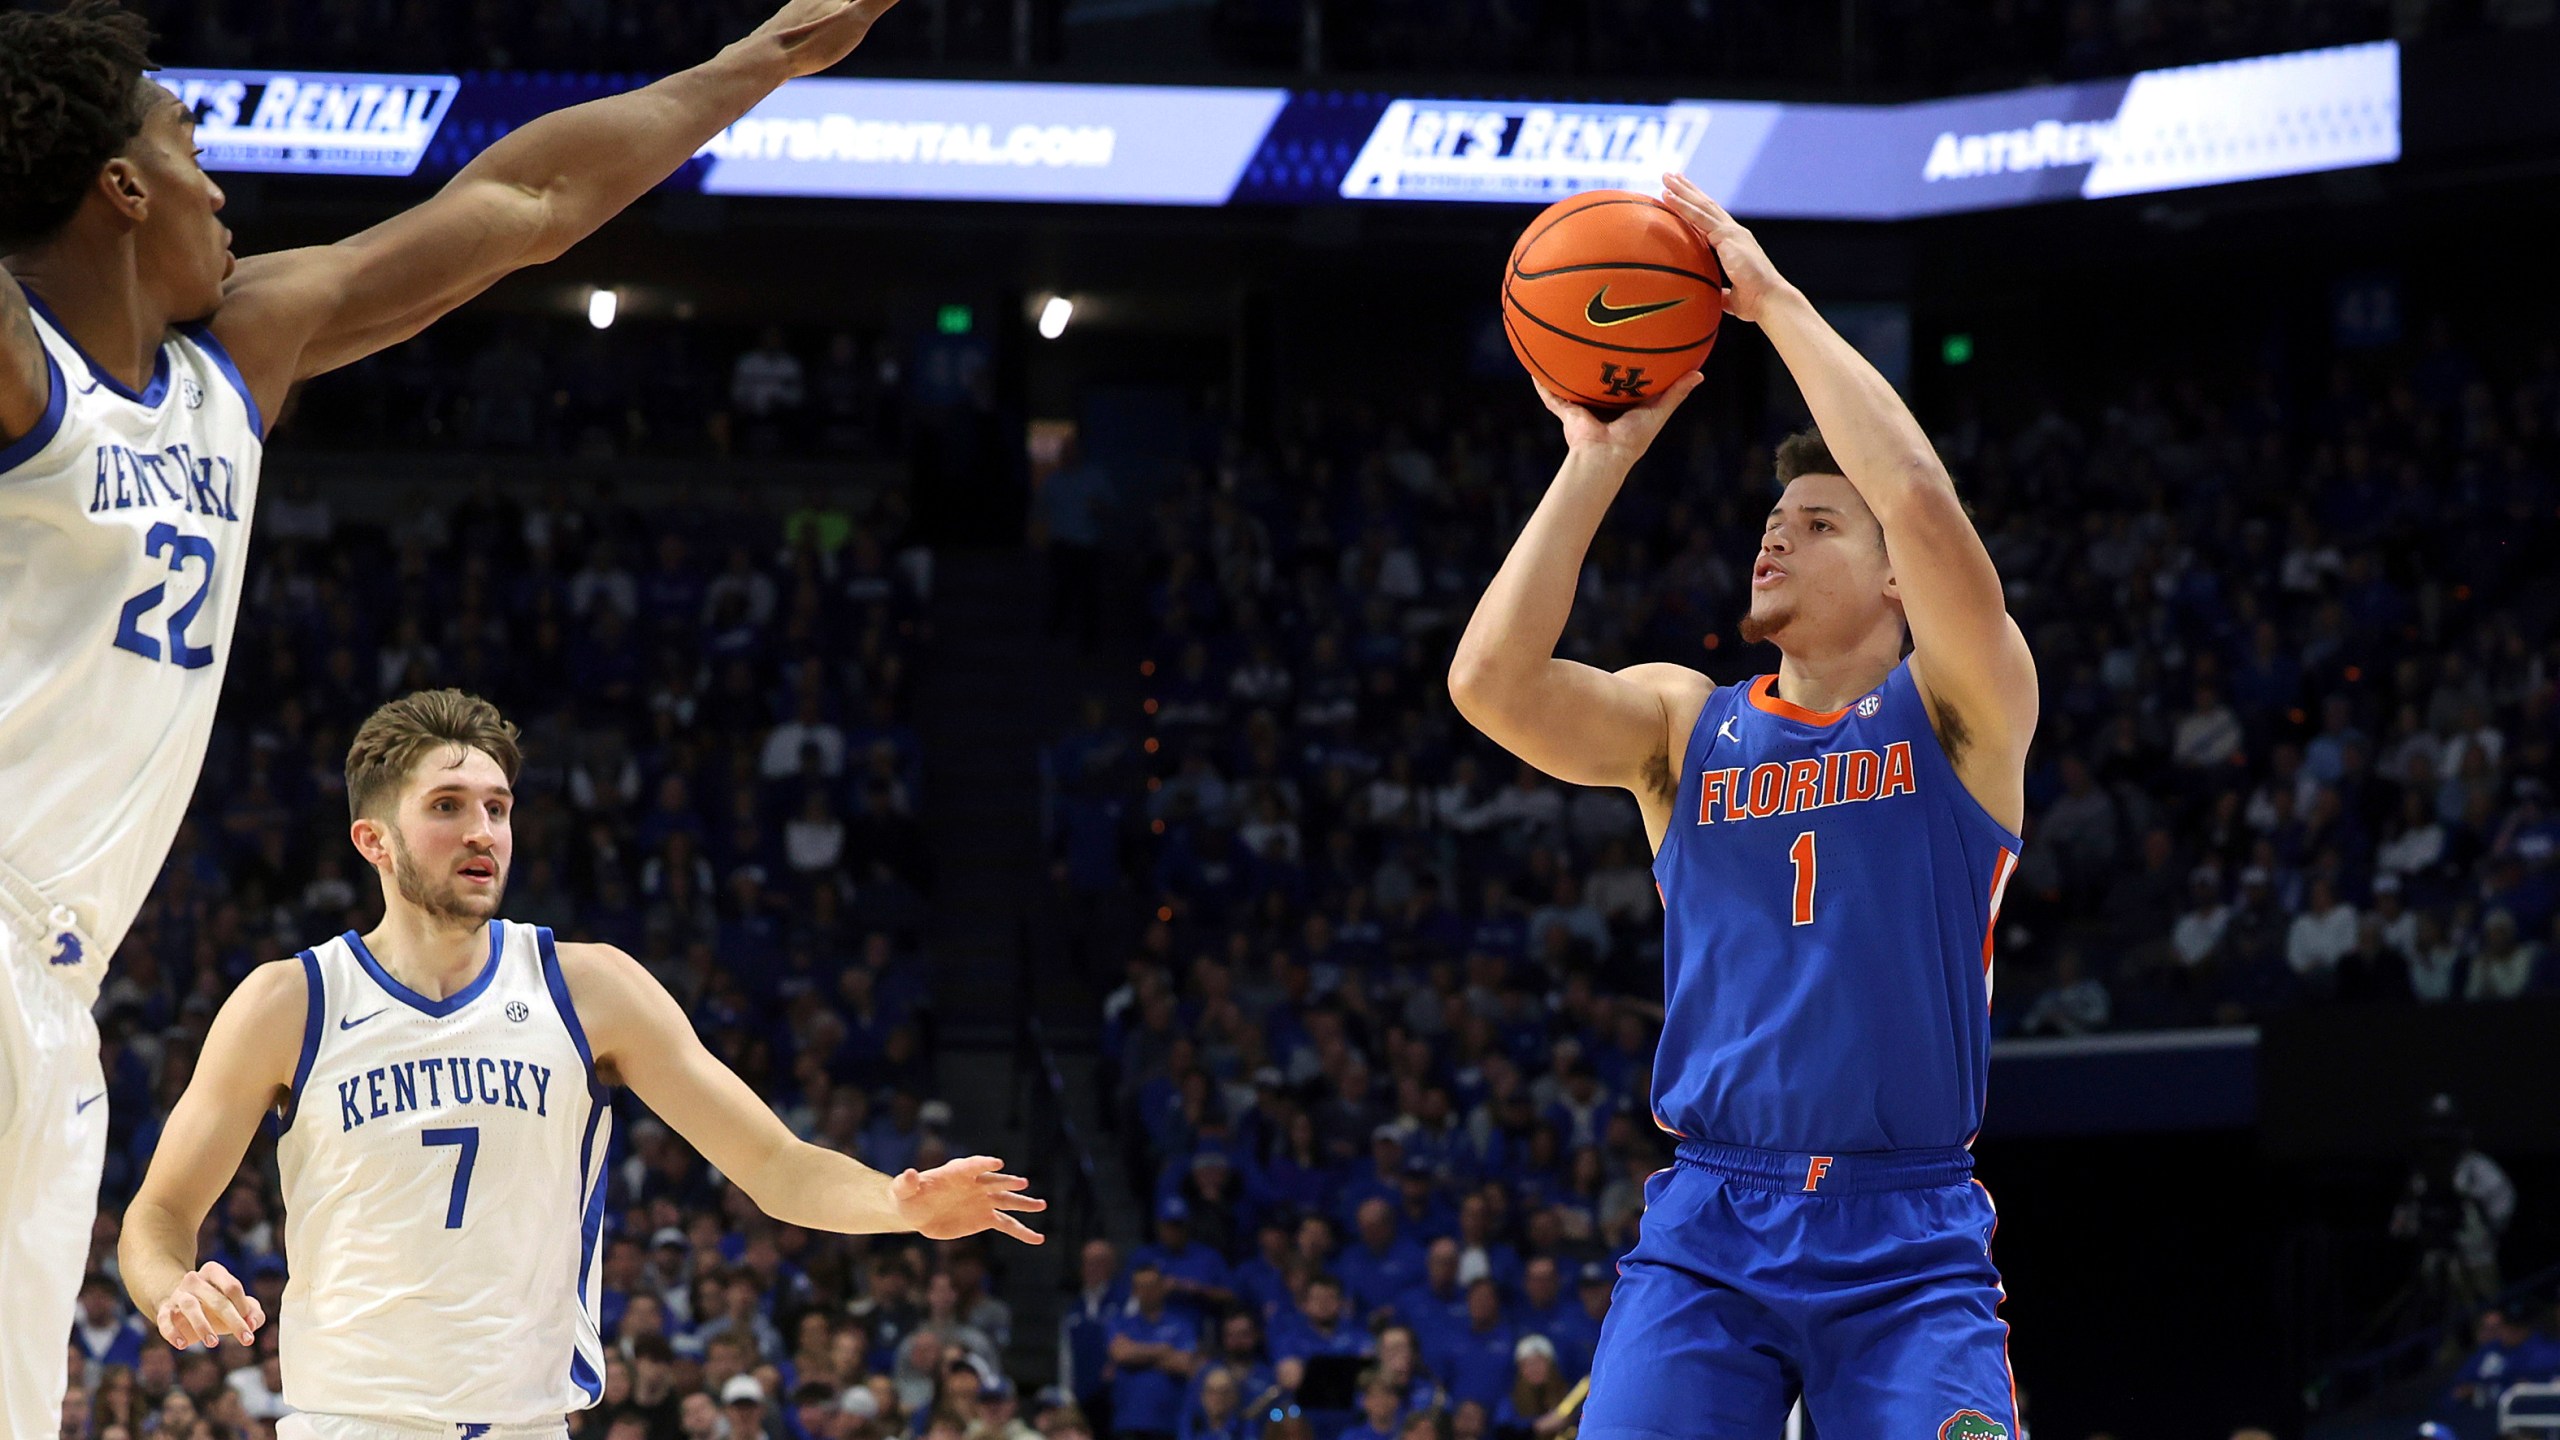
[[125, 0, 2554, 94], [59, 469, 982, 1440], [1036, 317, 2560, 1433], [279, 316, 930, 465]]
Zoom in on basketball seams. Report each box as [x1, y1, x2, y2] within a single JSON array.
[[1501, 302, 1613, 409], [1511, 258, 1721, 285], [1504, 291, 1718, 356]]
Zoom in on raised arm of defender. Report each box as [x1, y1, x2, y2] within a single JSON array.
[[208, 0, 900, 423], [1447, 378, 1714, 846], [1660, 176, 2036, 807], [558, 940, 1045, 1244]]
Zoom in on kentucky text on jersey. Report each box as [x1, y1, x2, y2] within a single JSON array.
[[88, 441, 243, 520], [1694, 742, 1919, 824], [337, 1054, 557, 1132]]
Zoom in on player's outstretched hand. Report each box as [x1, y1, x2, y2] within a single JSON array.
[[1533, 371, 1702, 466], [1657, 173, 1793, 324], [746, 0, 905, 79], [153, 1261, 264, 1350], [890, 1154, 1048, 1244]]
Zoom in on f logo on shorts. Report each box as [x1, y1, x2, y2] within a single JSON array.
[[1802, 1156, 1834, 1192]]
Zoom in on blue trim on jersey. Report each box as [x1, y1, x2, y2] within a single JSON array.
[[344, 921, 505, 1018], [0, 339, 66, 478], [536, 926, 595, 1072], [22, 291, 172, 409], [275, 948, 326, 1133], [540, 923, 611, 1405], [175, 321, 266, 439]]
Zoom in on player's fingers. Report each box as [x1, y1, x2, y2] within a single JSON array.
[[993, 1192, 1048, 1211], [186, 1280, 253, 1341], [980, 1172, 1033, 1190], [940, 1154, 1004, 1178], [242, 1295, 268, 1332], [168, 1295, 213, 1348], [154, 1303, 194, 1349], [989, 1213, 1045, 1244]]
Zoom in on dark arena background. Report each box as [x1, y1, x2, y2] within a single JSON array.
[[24, 2, 2560, 1439]]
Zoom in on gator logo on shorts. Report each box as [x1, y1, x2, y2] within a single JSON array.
[[1939, 1411, 2008, 1440]]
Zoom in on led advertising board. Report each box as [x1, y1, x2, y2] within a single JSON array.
[[154, 40, 2397, 216]]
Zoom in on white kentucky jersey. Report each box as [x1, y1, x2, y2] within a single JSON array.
[[276, 920, 609, 1424], [0, 291, 265, 957]]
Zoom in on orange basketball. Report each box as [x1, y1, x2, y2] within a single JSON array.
[[1502, 189, 1724, 411]]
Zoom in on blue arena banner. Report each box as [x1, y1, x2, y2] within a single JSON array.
[[152, 39, 2397, 216], [156, 69, 460, 176]]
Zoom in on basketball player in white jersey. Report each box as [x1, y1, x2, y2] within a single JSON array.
[[120, 690, 1046, 1438], [0, 1, 902, 1427]]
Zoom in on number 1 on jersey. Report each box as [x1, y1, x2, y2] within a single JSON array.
[[421, 1126, 481, 1228], [1789, 831, 1818, 926]]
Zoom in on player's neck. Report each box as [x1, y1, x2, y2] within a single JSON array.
[[362, 909, 493, 1001], [1771, 639, 1901, 715], [6, 239, 172, 395]]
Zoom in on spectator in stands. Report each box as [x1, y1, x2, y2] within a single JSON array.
[[1109, 1261, 1202, 1440], [1491, 1335, 1571, 1440], [1341, 1376, 1406, 1440]]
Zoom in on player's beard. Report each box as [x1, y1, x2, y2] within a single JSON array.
[[386, 824, 504, 929], [1738, 598, 1797, 646]]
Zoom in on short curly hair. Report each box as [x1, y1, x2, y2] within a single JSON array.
[[0, 0, 157, 254]]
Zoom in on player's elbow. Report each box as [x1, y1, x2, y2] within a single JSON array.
[[1446, 650, 1521, 720]]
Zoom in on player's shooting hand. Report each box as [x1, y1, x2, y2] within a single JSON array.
[[153, 1261, 264, 1350], [747, 0, 904, 79], [1533, 371, 1703, 467], [1658, 174, 1793, 324], [890, 1154, 1048, 1244]]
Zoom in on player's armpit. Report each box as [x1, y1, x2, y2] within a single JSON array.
[[121, 959, 307, 1329], [0, 268, 50, 448]]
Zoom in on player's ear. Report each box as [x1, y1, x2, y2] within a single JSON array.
[[98, 157, 149, 223], [347, 817, 390, 870]]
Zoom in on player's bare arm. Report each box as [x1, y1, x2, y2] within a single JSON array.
[[1449, 374, 1715, 848], [0, 267, 46, 446], [209, 0, 901, 422], [120, 958, 305, 1349], [557, 939, 1045, 1244], [1661, 174, 2036, 824]]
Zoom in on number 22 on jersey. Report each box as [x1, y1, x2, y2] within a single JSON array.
[[112, 521, 219, 669]]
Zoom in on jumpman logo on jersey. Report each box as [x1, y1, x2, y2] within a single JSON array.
[[1717, 716, 1740, 744], [49, 931, 84, 967]]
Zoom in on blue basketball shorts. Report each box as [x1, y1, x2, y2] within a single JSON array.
[[1579, 1140, 2019, 1440]]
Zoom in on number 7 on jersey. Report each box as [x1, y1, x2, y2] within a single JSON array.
[[421, 1127, 481, 1228]]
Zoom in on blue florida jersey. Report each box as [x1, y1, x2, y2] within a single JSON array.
[[274, 920, 608, 1424], [1649, 659, 2021, 1153]]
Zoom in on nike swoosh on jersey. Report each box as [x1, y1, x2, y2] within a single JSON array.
[[76, 1092, 106, 1113], [1585, 287, 1687, 327], [340, 1007, 390, 1030]]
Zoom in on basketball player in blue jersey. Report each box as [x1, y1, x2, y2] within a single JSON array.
[[1449, 172, 2038, 1439], [120, 690, 1046, 1439], [0, 2, 899, 1429]]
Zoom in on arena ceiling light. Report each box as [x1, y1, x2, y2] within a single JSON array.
[[586, 286, 620, 330], [1037, 295, 1074, 340]]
